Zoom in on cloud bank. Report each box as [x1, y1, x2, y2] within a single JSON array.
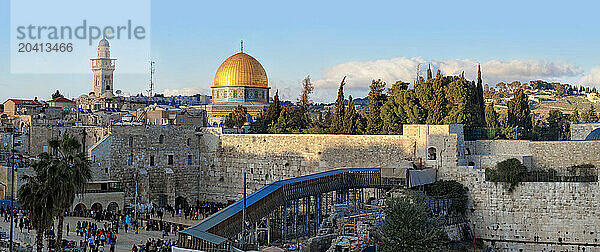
[[579, 66, 600, 88], [313, 57, 583, 92]]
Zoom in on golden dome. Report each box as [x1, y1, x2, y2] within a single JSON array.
[[214, 51, 268, 88]]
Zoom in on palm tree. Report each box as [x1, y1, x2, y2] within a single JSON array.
[[18, 152, 56, 252], [47, 135, 92, 251]]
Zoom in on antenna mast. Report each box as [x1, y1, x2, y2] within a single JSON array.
[[149, 61, 155, 99]]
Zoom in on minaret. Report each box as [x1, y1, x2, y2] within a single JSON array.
[[91, 38, 116, 97]]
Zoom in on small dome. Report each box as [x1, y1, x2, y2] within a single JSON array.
[[585, 128, 600, 140], [103, 91, 114, 98], [78, 94, 89, 99], [99, 38, 110, 47]]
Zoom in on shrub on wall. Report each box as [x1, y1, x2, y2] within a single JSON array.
[[487, 158, 527, 192], [425, 180, 468, 214]]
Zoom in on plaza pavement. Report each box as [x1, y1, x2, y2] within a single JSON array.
[[0, 215, 182, 251]]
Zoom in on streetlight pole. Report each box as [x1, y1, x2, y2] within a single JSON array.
[[9, 131, 20, 252]]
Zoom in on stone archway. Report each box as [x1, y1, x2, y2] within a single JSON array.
[[175, 196, 188, 210], [91, 202, 103, 212], [107, 202, 119, 213], [74, 203, 86, 212]]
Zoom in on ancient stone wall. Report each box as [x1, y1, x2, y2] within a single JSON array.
[[210, 133, 418, 202], [570, 122, 600, 140], [465, 140, 600, 172], [29, 125, 108, 156], [440, 167, 600, 250]]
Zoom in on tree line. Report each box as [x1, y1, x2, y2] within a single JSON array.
[[249, 66, 487, 135], [237, 66, 600, 140]]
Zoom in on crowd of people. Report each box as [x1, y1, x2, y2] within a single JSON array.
[[0, 200, 230, 251], [76, 220, 118, 252], [132, 238, 174, 252]]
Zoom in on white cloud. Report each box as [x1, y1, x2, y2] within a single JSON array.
[[160, 87, 208, 96], [313, 57, 583, 92], [579, 66, 600, 87]]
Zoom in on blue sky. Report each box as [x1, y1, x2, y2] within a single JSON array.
[[1, 0, 600, 102]]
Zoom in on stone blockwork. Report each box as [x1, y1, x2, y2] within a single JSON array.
[[86, 123, 600, 250], [441, 167, 600, 251], [90, 124, 463, 206], [570, 122, 600, 140], [29, 125, 108, 156], [465, 139, 600, 172], [91, 125, 206, 206]]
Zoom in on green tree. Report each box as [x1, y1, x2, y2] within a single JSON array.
[[268, 106, 308, 133], [297, 75, 314, 111], [582, 105, 599, 122], [381, 98, 404, 134], [342, 96, 362, 134], [426, 64, 433, 81], [251, 91, 282, 133], [487, 158, 527, 192], [224, 105, 248, 129], [18, 153, 55, 252], [475, 65, 486, 127], [52, 90, 64, 99], [379, 193, 448, 251], [485, 102, 499, 129], [485, 102, 500, 139], [331, 77, 347, 133], [366, 79, 387, 134], [443, 76, 479, 127], [572, 108, 581, 123], [47, 135, 92, 251], [506, 89, 532, 139], [544, 110, 569, 140]]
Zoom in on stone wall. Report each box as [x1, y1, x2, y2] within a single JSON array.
[[72, 191, 124, 212], [440, 167, 600, 250], [465, 140, 600, 172], [90, 124, 464, 206], [29, 125, 108, 156], [570, 122, 600, 140], [210, 133, 416, 202]]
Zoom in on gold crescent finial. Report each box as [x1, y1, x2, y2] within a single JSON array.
[[241, 40, 243, 53]]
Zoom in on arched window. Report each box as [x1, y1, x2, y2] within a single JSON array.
[[106, 85, 110, 90], [187, 138, 191, 146], [427, 147, 437, 160], [159, 134, 164, 144], [129, 136, 133, 146]]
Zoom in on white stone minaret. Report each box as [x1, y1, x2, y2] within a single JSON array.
[[91, 38, 117, 97]]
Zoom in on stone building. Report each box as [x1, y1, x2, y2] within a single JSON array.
[[1, 99, 43, 115], [206, 42, 270, 126]]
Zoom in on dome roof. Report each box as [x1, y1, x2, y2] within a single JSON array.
[[585, 128, 600, 140], [99, 37, 110, 47], [214, 52, 268, 88]]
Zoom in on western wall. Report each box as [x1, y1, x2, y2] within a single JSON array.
[[84, 124, 600, 250]]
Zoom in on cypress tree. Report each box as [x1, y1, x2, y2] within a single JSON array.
[[332, 77, 347, 133], [366, 79, 387, 134], [507, 89, 532, 138], [343, 95, 358, 134], [251, 90, 281, 133], [426, 64, 432, 81], [485, 102, 499, 129], [476, 65, 486, 127], [582, 105, 599, 122]]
